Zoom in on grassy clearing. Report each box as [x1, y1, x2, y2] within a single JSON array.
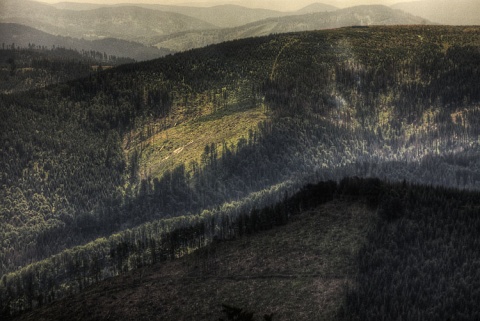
[[122, 74, 267, 181], [143, 105, 266, 178], [16, 200, 375, 321]]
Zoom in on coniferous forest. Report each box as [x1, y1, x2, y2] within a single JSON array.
[[1, 26, 480, 319]]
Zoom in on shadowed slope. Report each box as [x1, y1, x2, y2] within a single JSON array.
[[13, 200, 374, 321]]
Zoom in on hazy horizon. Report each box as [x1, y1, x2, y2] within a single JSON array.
[[34, 0, 402, 11]]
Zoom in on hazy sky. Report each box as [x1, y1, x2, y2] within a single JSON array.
[[35, 0, 401, 10]]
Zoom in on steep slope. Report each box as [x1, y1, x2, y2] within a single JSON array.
[[11, 183, 376, 321], [10, 179, 480, 321], [0, 23, 173, 61], [150, 5, 430, 52], [0, 0, 217, 43], [392, 0, 480, 25]]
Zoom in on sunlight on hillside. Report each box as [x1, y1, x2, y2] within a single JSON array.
[[125, 104, 267, 180]]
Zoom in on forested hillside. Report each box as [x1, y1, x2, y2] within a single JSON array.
[[0, 45, 135, 93], [7, 178, 480, 320], [1, 26, 480, 318]]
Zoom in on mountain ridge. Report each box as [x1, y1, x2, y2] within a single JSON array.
[[295, 2, 338, 14], [392, 0, 480, 25], [149, 5, 430, 52], [0, 0, 217, 42], [50, 2, 338, 28], [0, 23, 173, 61]]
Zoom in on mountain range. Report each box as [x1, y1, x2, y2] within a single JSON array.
[[392, 0, 480, 25], [2, 1, 480, 319], [149, 5, 429, 52], [3, 0, 478, 63], [51, 2, 339, 28], [0, 0, 216, 42], [53, 3, 287, 28], [0, 1, 432, 61], [0, 23, 173, 61]]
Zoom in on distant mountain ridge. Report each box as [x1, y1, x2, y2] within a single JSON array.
[[51, 2, 338, 28], [0, 1, 430, 55], [46, 2, 108, 11], [295, 2, 338, 14], [116, 4, 286, 28], [0, 0, 217, 42], [150, 5, 430, 52], [51, 0, 337, 12], [392, 0, 480, 25], [0, 23, 173, 61]]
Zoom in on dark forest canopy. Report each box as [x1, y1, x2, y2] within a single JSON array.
[[1, 25, 480, 318], [5, 178, 480, 320], [0, 45, 136, 93]]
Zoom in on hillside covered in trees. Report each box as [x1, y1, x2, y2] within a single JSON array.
[[0, 45, 136, 94], [1, 25, 480, 318], [7, 178, 480, 320]]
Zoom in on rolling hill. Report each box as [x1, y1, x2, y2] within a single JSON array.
[[110, 4, 288, 28], [0, 23, 173, 62], [33, 1, 338, 29], [392, 0, 480, 25], [0, 0, 217, 43], [2, 25, 480, 319], [149, 5, 430, 52], [114, 3, 338, 28], [295, 2, 338, 14], [47, 2, 110, 11]]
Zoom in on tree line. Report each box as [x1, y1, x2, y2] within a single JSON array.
[[4, 177, 480, 319]]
